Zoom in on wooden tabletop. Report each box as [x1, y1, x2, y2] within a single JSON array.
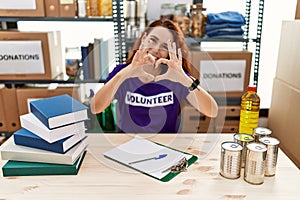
[[1, 133, 299, 200]]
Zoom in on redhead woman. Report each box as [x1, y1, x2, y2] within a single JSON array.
[[90, 18, 218, 133]]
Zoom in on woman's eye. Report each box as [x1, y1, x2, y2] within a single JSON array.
[[161, 45, 168, 50], [149, 38, 156, 43]]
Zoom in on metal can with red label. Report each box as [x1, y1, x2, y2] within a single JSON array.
[[244, 142, 267, 184], [220, 141, 243, 179]]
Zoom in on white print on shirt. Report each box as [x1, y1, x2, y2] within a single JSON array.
[[125, 91, 174, 107]]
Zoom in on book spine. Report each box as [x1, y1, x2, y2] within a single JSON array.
[[2, 151, 86, 176], [29, 103, 50, 129], [13, 134, 65, 154], [2, 165, 78, 176], [81, 46, 90, 80]]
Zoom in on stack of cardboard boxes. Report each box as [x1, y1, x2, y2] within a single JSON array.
[[0, 0, 113, 18], [181, 50, 252, 133], [0, 87, 80, 133], [0, 0, 77, 18], [268, 21, 300, 168], [0, 30, 71, 133]]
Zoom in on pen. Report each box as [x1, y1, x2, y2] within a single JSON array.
[[128, 154, 168, 165]]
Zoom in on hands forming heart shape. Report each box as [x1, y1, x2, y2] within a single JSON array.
[[125, 39, 187, 84]]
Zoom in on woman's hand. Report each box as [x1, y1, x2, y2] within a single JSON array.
[[154, 40, 187, 83], [122, 42, 156, 83]]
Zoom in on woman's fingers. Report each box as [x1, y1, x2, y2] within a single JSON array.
[[177, 48, 182, 67], [155, 58, 169, 68], [145, 53, 156, 64], [167, 40, 176, 60], [132, 48, 155, 66]]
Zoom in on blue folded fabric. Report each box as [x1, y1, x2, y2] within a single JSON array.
[[206, 27, 244, 37], [203, 35, 245, 39], [207, 11, 246, 24], [206, 23, 244, 32]]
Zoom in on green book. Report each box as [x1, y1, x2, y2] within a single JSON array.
[[2, 151, 86, 177]]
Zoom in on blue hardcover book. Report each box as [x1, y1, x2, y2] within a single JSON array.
[[29, 94, 88, 129], [81, 45, 90, 80], [13, 128, 87, 154]]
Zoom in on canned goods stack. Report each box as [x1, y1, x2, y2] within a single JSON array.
[[220, 142, 243, 179], [254, 127, 272, 142], [219, 127, 280, 185], [244, 143, 267, 184], [259, 137, 280, 176], [233, 133, 254, 168]]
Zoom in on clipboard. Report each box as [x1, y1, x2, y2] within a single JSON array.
[[103, 136, 198, 182]]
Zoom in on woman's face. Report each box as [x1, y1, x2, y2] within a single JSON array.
[[141, 26, 175, 60]]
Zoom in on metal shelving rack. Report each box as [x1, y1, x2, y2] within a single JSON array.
[[242, 0, 265, 87], [112, 0, 127, 64], [0, 1, 124, 84], [0, 0, 264, 86], [190, 0, 265, 87]]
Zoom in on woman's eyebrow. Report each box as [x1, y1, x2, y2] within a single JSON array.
[[149, 35, 159, 41]]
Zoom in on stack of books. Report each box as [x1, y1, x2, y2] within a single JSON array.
[[0, 94, 89, 176]]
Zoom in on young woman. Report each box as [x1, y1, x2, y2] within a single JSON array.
[[90, 18, 218, 133]]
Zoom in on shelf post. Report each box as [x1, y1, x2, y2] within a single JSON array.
[[112, 0, 126, 64], [253, 0, 265, 87]]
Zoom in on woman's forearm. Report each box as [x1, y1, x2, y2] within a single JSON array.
[[90, 68, 129, 114], [179, 74, 218, 118]]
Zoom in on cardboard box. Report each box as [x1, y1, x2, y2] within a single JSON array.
[[0, 87, 21, 132], [44, 0, 60, 17], [0, 0, 45, 17], [215, 105, 240, 133], [190, 51, 252, 98], [268, 78, 300, 168], [296, 0, 300, 19], [180, 106, 215, 133], [0, 87, 8, 132], [215, 125, 238, 133], [276, 21, 300, 90], [16, 86, 80, 116], [59, 0, 77, 17], [0, 31, 64, 80]]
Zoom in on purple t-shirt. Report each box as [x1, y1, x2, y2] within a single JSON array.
[[106, 64, 189, 133]]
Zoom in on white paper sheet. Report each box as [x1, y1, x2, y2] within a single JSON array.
[[200, 60, 246, 92], [0, 0, 36, 10], [104, 136, 192, 180], [0, 41, 44, 74]]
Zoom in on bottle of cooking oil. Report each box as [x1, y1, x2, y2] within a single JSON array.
[[239, 86, 260, 134]]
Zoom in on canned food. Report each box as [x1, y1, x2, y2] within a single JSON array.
[[259, 136, 280, 176], [233, 133, 254, 168], [220, 141, 243, 179], [244, 143, 267, 185], [254, 127, 272, 142]]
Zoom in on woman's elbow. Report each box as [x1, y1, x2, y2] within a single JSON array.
[[210, 106, 218, 118], [207, 102, 218, 118], [89, 99, 99, 114]]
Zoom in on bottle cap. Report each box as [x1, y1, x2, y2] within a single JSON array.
[[190, 3, 206, 11], [248, 86, 256, 92]]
